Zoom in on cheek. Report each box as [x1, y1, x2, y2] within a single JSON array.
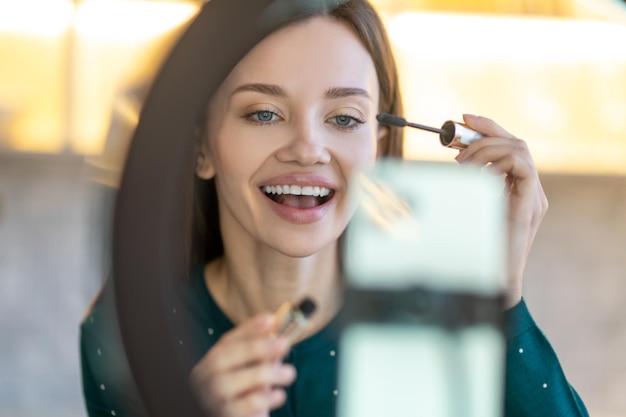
[[210, 124, 273, 181], [343, 129, 379, 171], [213, 148, 259, 193]]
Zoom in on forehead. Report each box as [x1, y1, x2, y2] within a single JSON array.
[[219, 16, 379, 96]]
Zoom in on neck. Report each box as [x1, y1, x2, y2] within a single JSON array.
[[204, 242, 343, 337]]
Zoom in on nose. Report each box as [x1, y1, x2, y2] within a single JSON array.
[[274, 119, 331, 166]]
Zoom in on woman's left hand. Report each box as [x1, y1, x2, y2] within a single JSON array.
[[455, 114, 549, 309]]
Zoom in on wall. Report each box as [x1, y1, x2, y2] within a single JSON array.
[[524, 173, 626, 417]]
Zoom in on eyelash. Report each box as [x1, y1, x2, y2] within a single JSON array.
[[242, 109, 366, 131], [329, 113, 365, 131], [243, 109, 281, 125]]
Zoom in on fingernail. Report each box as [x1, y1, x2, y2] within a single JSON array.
[[260, 314, 275, 328], [280, 364, 297, 381], [273, 336, 291, 353]]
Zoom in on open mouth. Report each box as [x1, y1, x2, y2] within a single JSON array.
[[261, 185, 335, 209]]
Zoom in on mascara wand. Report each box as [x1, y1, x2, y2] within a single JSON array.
[[376, 113, 445, 135], [376, 113, 483, 150]]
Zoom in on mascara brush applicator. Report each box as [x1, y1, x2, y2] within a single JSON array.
[[376, 113, 483, 150]]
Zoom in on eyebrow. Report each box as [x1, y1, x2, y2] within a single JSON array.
[[325, 87, 371, 101], [231, 83, 371, 101], [231, 83, 286, 97]]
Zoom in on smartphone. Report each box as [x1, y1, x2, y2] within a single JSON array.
[[337, 160, 507, 417]]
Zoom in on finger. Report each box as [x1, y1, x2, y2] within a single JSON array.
[[456, 136, 523, 163], [200, 363, 295, 415], [487, 156, 535, 186], [267, 387, 288, 409], [218, 313, 276, 344], [457, 141, 535, 178], [226, 387, 287, 417], [462, 114, 516, 139], [202, 362, 296, 404], [198, 334, 291, 376], [196, 313, 284, 372], [227, 362, 296, 398]]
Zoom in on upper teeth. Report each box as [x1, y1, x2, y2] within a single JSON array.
[[263, 185, 331, 197]]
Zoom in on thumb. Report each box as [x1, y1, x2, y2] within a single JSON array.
[[462, 114, 515, 139]]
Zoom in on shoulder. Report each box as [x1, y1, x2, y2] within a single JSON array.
[[80, 277, 124, 363], [80, 278, 148, 416]]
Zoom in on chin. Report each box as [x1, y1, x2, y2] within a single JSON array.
[[274, 236, 340, 260]]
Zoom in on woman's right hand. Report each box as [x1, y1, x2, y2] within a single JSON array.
[[189, 314, 296, 417]]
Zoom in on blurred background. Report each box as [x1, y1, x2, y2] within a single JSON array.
[[0, 0, 625, 416]]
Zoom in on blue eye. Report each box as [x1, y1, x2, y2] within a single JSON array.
[[336, 115, 352, 126], [244, 109, 280, 124], [330, 114, 364, 130], [257, 111, 275, 122]]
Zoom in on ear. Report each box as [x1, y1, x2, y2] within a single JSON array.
[[377, 125, 389, 142], [375, 125, 389, 158], [195, 148, 216, 180]]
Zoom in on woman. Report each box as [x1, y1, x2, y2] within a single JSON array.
[[81, 1, 588, 416]]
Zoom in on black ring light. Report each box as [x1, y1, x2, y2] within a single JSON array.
[[112, 1, 344, 416]]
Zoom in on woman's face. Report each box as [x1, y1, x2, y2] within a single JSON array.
[[198, 16, 385, 257]]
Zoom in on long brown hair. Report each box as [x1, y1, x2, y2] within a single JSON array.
[[191, 0, 404, 264]]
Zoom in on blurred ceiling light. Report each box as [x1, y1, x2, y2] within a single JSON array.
[[68, 1, 199, 154], [386, 12, 626, 61], [2, 0, 626, 176], [0, 0, 198, 155], [573, 0, 626, 24], [0, 0, 73, 153], [74, 1, 198, 43], [0, 0, 74, 37], [383, 12, 626, 175]]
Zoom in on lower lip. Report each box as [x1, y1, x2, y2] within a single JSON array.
[[262, 192, 333, 224]]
